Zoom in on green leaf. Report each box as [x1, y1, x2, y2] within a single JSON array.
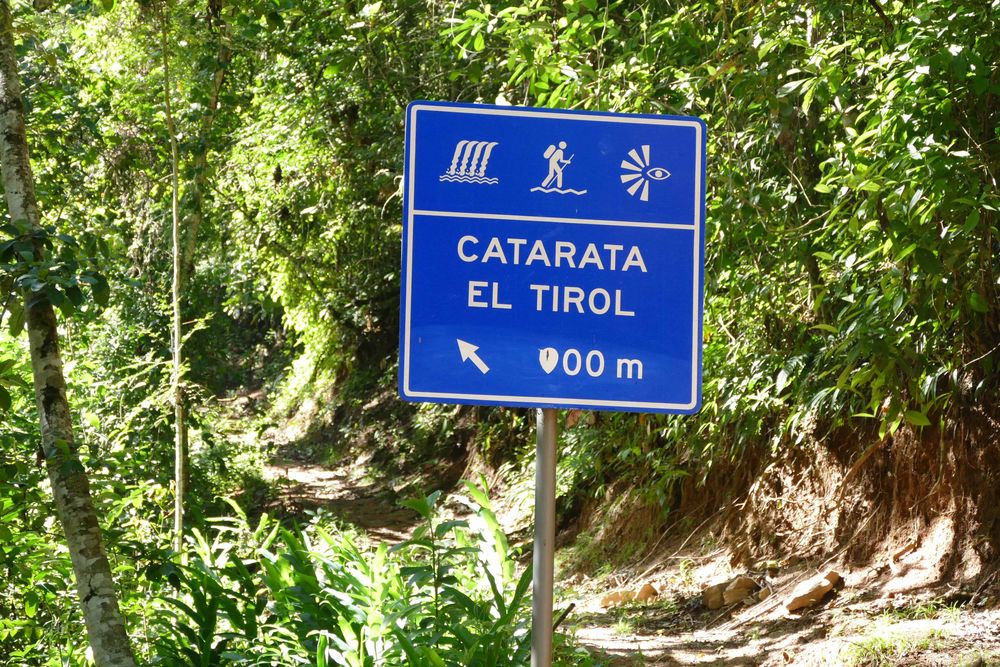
[[6, 301, 25, 336], [421, 647, 445, 667], [65, 285, 84, 307], [0, 385, 11, 411], [265, 11, 284, 29], [969, 292, 989, 313], [778, 78, 810, 96], [399, 497, 432, 519], [434, 519, 468, 537], [316, 633, 328, 667], [775, 369, 790, 395], [915, 249, 943, 275], [24, 590, 38, 618], [463, 481, 491, 509], [90, 275, 110, 307], [46, 285, 65, 308], [895, 243, 917, 261], [962, 210, 981, 233], [904, 410, 931, 427]]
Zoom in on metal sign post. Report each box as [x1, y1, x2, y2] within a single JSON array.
[[532, 408, 558, 666], [398, 101, 706, 667]]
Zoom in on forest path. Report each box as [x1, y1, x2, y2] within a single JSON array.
[[263, 454, 420, 542], [252, 402, 468, 543], [216, 392, 423, 542], [259, 447, 1000, 665]]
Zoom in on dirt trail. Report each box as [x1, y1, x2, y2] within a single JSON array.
[[265, 456, 419, 542], [259, 446, 1000, 665], [572, 608, 1000, 665], [259, 452, 1000, 665]]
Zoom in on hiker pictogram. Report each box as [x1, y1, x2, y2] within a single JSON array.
[[531, 140, 587, 195]]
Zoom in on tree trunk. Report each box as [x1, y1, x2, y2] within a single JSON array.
[[160, 2, 188, 553], [0, 3, 137, 666]]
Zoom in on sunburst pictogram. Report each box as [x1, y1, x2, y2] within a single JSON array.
[[620, 145, 670, 202]]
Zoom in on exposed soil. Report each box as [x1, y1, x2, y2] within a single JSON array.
[[564, 554, 1000, 666], [254, 431, 1000, 666], [258, 413, 469, 543]]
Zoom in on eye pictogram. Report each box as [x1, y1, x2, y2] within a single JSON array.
[[620, 145, 671, 202]]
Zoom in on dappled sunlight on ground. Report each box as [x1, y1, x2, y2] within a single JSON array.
[[264, 458, 419, 542], [561, 545, 1000, 666]]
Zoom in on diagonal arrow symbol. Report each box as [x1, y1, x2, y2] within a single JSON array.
[[457, 339, 490, 374]]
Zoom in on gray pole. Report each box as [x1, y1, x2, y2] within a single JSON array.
[[531, 408, 558, 667]]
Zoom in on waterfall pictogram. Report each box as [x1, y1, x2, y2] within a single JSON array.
[[439, 140, 500, 184]]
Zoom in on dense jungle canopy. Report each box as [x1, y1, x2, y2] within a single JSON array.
[[0, 0, 997, 665]]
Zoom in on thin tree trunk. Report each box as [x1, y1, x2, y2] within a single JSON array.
[[0, 3, 137, 666], [160, 3, 187, 553]]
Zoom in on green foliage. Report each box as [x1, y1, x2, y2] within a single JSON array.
[[0, 354, 67, 664], [0, 355, 28, 411], [439, 0, 998, 491], [2, 0, 997, 663], [846, 628, 949, 666], [0, 219, 111, 331], [148, 485, 536, 666]]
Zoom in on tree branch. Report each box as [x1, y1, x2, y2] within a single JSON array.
[[866, 0, 894, 33]]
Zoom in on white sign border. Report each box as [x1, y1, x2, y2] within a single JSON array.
[[401, 103, 704, 413]]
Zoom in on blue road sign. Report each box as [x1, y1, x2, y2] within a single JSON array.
[[399, 101, 706, 414]]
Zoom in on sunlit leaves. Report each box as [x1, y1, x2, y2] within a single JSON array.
[[1, 221, 112, 322]]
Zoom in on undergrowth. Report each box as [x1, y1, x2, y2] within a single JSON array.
[[148, 482, 564, 666], [1, 473, 598, 666]]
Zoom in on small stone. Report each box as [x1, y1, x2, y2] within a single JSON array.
[[636, 583, 658, 602], [723, 576, 759, 605], [601, 588, 638, 608], [601, 590, 624, 607], [702, 581, 728, 609], [784, 571, 842, 612], [758, 587, 772, 602]]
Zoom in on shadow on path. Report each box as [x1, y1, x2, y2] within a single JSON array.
[[265, 457, 421, 542]]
